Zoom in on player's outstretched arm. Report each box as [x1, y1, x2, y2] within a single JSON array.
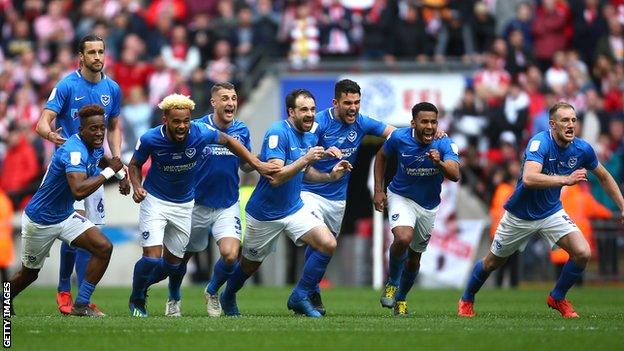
[[128, 156, 147, 203], [373, 148, 388, 212], [304, 160, 353, 183], [591, 163, 624, 223], [106, 117, 123, 158], [427, 149, 460, 182], [522, 161, 587, 189], [268, 146, 325, 187], [219, 133, 280, 180], [36, 109, 66, 146], [67, 157, 124, 200]]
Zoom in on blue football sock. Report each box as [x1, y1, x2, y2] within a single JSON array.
[[75, 248, 92, 288], [206, 259, 236, 295], [304, 246, 322, 294], [165, 261, 184, 301], [146, 258, 167, 287], [461, 260, 491, 302], [395, 265, 419, 301], [75, 280, 96, 305], [292, 251, 331, 300], [58, 242, 76, 292], [222, 263, 250, 297], [130, 256, 160, 301], [387, 251, 408, 286], [550, 260, 585, 301]]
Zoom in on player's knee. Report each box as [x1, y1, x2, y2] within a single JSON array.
[[94, 240, 113, 260], [318, 235, 337, 255], [571, 245, 591, 265], [23, 268, 39, 284], [393, 231, 412, 248], [222, 250, 239, 265], [483, 255, 505, 272]]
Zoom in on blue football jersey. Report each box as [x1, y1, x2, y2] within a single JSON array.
[[505, 131, 599, 220], [302, 107, 387, 200], [25, 134, 104, 225], [246, 120, 314, 221], [384, 128, 460, 209], [194, 114, 251, 208], [45, 70, 122, 138], [133, 122, 220, 203]]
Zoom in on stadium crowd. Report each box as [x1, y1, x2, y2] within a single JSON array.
[[0, 0, 623, 281]]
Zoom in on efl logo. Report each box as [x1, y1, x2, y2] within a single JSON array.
[[3, 282, 11, 348]]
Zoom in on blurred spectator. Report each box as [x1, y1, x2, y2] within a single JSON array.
[[147, 13, 173, 58], [391, 5, 429, 61], [435, 10, 473, 63], [0, 186, 13, 284], [144, 0, 187, 28], [489, 160, 521, 288], [473, 51, 511, 108], [206, 39, 237, 86], [361, 0, 395, 61], [161, 24, 201, 79], [112, 46, 154, 98], [189, 13, 216, 65], [253, 0, 281, 58], [582, 90, 608, 144], [235, 6, 256, 75], [319, 0, 354, 56], [502, 1, 533, 49], [147, 55, 174, 106], [0, 121, 41, 210], [545, 51, 570, 95], [189, 68, 211, 118], [211, 0, 237, 44], [121, 87, 152, 162], [531, 89, 558, 136], [532, 0, 568, 71], [3, 18, 34, 59], [33, 0, 74, 62], [505, 28, 533, 78], [572, 0, 607, 67], [287, 2, 320, 69], [496, 0, 529, 37], [595, 16, 624, 64], [5, 85, 40, 128], [11, 47, 47, 88], [470, 1, 496, 55]]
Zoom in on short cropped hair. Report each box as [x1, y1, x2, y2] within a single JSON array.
[[78, 34, 105, 53], [411, 102, 439, 119], [158, 94, 196, 114], [211, 82, 236, 96], [549, 102, 575, 120], [78, 104, 105, 123], [285, 89, 315, 112], [334, 79, 361, 99]]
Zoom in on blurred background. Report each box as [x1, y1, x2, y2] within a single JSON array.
[[0, 0, 622, 290]]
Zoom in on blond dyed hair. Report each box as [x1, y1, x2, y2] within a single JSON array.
[[158, 94, 196, 113]]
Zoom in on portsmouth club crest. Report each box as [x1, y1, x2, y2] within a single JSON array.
[[185, 147, 196, 158], [347, 130, 357, 142], [100, 94, 111, 106], [567, 156, 578, 168]]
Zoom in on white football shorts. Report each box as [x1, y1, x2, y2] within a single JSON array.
[[21, 212, 95, 269], [387, 189, 438, 253], [490, 209, 579, 258], [186, 202, 242, 253], [242, 204, 326, 262], [138, 193, 194, 258], [301, 191, 346, 237]]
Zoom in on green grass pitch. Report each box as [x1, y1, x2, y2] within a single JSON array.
[[8, 286, 624, 350]]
